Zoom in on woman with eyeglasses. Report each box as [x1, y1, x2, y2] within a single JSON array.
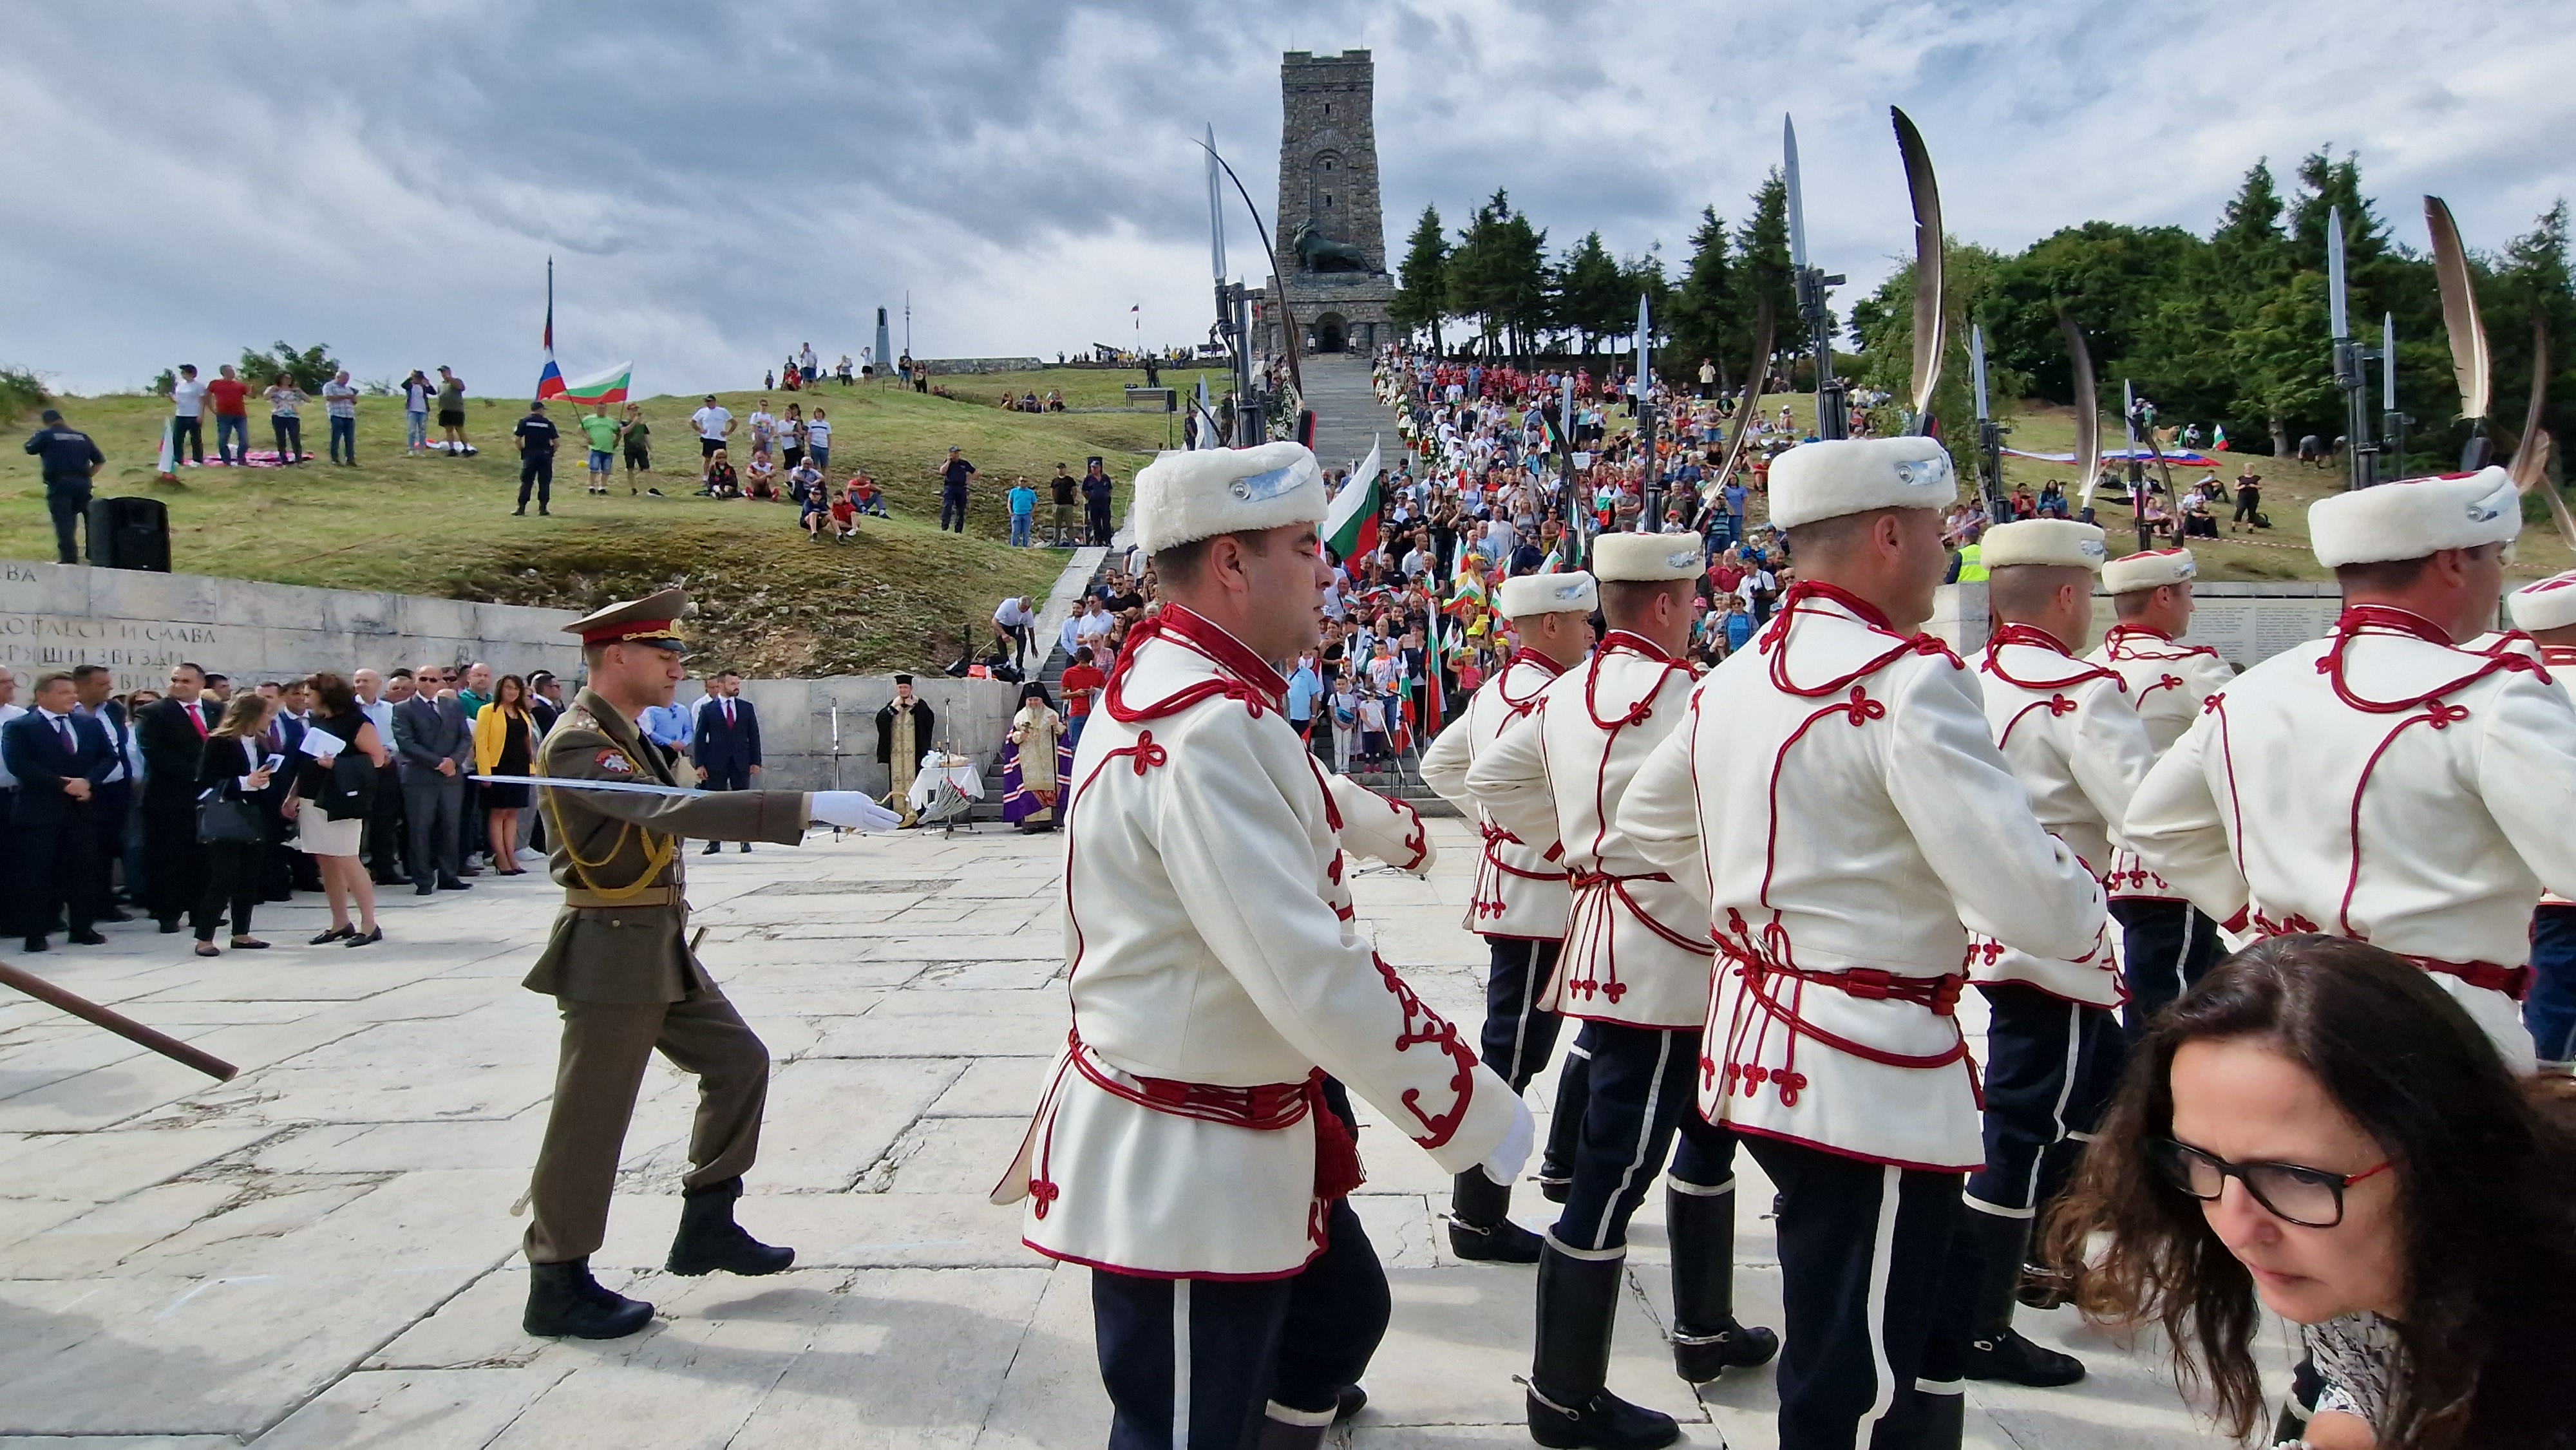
[[2047, 934, 2576, 1449]]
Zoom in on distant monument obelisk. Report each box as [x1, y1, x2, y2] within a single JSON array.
[[874, 307, 894, 378], [1253, 50, 1396, 359]]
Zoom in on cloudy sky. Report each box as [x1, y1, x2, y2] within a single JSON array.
[[7, 0, 2568, 398]]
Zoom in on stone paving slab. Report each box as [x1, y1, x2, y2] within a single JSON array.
[[0, 820, 2234, 1447]]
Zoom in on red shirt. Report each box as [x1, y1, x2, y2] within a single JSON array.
[[205, 378, 249, 417], [1059, 663, 1106, 718]]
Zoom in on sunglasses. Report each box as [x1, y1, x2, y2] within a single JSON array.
[[2151, 1138, 2391, 1229]]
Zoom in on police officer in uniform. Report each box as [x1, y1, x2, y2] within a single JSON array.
[[1416, 569, 1598, 1261], [1470, 533, 1777, 1449], [519, 587, 896, 1339], [1622, 438, 2107, 1450], [21, 408, 105, 564], [2083, 548, 2234, 1036], [1947, 519, 2153, 1390]]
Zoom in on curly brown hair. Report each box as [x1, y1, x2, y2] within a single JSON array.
[[2045, 935, 2576, 1448]]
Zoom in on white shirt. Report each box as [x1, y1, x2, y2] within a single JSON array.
[[1619, 588, 2106, 1169], [170, 378, 208, 418], [993, 599, 1035, 628], [1058, 615, 1084, 656], [2126, 608, 2576, 1069], [73, 702, 128, 784], [692, 406, 732, 441], [1075, 611, 1114, 645], [805, 417, 831, 446], [0, 702, 23, 787]]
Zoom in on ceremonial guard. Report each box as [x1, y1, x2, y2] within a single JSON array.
[[1468, 532, 1776, 1450], [2508, 570, 2576, 1070], [1416, 569, 1600, 1261], [2127, 467, 2576, 1073], [1620, 438, 2106, 1450], [2082, 548, 2235, 1033], [990, 442, 1526, 1450], [1944, 520, 2152, 1390], [518, 587, 895, 1339]]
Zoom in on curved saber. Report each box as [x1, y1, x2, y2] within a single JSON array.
[[2060, 307, 2105, 509], [474, 773, 712, 800], [1893, 108, 1944, 431]]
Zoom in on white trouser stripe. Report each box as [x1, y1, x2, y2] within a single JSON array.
[[1855, 1164, 1905, 1443], [1669, 1175, 1738, 1197], [1589, 1030, 1674, 1248], [2017, 1002, 2087, 1212], [1542, 1228, 1628, 1261], [2175, 905, 2197, 979], [1509, 939, 1542, 1080], [1171, 1279, 1191, 1449], [1264, 1399, 1336, 1427], [1961, 1193, 2036, 1219]]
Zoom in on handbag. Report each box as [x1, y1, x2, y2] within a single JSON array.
[[196, 784, 264, 844]]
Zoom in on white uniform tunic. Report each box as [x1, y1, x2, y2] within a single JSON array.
[[1418, 648, 1573, 941], [1966, 625, 2152, 1007], [2084, 623, 2234, 902], [1466, 631, 1713, 1030], [2126, 605, 2576, 1071], [1620, 585, 2108, 1171], [996, 605, 1515, 1277]]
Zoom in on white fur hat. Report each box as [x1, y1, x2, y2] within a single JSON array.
[[1768, 437, 1960, 530], [1593, 532, 1706, 583], [1133, 442, 1328, 555], [1983, 518, 2108, 572], [2510, 570, 2576, 634], [1497, 570, 1600, 617], [2307, 466, 2519, 568], [2102, 547, 2198, 595]]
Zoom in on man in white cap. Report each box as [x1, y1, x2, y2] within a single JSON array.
[[1941, 518, 2152, 1391], [990, 440, 1528, 1450], [1470, 531, 1777, 1449], [1620, 437, 2105, 1450], [1417, 568, 1601, 1261], [2128, 466, 2576, 1072], [2509, 570, 2576, 1069], [2083, 547, 2236, 1036]]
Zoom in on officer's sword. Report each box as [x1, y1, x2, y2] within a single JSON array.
[[471, 773, 712, 799]]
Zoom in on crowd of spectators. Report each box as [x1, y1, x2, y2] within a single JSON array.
[[0, 660, 576, 958]]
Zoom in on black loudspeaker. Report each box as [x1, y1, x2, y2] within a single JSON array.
[[86, 496, 171, 572], [1297, 409, 1316, 447]]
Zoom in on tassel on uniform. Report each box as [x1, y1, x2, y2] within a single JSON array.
[[1307, 1070, 1367, 1201]]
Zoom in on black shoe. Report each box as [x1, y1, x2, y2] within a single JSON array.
[[538, 507, 549, 516], [2017, 1260, 2076, 1311], [665, 1177, 795, 1277], [737, 843, 751, 853], [344, 926, 383, 948], [415, 882, 436, 896], [523, 1257, 654, 1339], [68, 930, 107, 946], [158, 918, 184, 934], [701, 842, 721, 855], [1966, 1328, 2086, 1388], [1539, 1176, 1571, 1204], [1667, 1183, 1779, 1383], [1334, 1384, 1367, 1422], [438, 878, 471, 891], [98, 909, 133, 923], [512, 507, 526, 516], [311, 925, 355, 945], [1449, 1170, 1544, 1263], [1527, 1244, 1680, 1450]]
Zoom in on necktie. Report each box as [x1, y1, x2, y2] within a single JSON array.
[[724, 699, 735, 728], [55, 715, 75, 753], [189, 702, 208, 737]]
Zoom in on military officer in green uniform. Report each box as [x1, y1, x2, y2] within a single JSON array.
[[519, 586, 896, 1338]]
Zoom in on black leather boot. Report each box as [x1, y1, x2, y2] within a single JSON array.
[[1448, 1169, 1544, 1263], [1537, 1045, 1592, 1203], [1960, 1209, 2084, 1388], [1525, 1243, 1679, 1450], [523, 1257, 654, 1339], [666, 1176, 796, 1277], [1665, 1182, 1779, 1383]]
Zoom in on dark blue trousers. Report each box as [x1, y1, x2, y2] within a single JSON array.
[[1550, 1020, 1736, 1254], [2527, 905, 2576, 1066]]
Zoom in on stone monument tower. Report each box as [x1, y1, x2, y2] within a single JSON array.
[[1258, 50, 1396, 357]]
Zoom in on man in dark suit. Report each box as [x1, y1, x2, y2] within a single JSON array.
[[3, 672, 115, 951], [70, 664, 137, 921], [135, 661, 220, 932], [392, 664, 475, 894], [690, 670, 761, 854]]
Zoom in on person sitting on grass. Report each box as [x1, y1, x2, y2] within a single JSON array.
[[847, 471, 887, 517], [744, 450, 778, 501], [800, 484, 831, 541], [787, 456, 824, 507], [701, 448, 740, 500], [828, 489, 858, 541]]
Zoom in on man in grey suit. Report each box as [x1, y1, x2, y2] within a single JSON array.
[[393, 664, 474, 895]]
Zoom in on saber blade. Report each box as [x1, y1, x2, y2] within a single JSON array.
[[1783, 115, 1810, 270]]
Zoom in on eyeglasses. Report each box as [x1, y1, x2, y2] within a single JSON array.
[[2150, 1138, 2391, 1229]]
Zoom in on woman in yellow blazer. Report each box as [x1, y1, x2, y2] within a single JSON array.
[[472, 674, 540, 876]]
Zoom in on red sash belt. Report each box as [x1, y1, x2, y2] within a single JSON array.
[[1480, 821, 1563, 882], [1759, 962, 1966, 1015], [1571, 868, 1671, 889], [1068, 1033, 1365, 1200], [1715, 934, 1978, 1109], [2405, 955, 2532, 1001], [1570, 869, 1713, 956]]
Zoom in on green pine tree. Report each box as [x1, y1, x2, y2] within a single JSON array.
[[1392, 205, 1450, 353]]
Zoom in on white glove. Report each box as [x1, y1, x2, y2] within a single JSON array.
[[809, 791, 903, 831], [1479, 1092, 1537, 1187]]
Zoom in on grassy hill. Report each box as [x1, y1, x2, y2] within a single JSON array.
[[1672, 391, 2576, 585], [1, 370, 1174, 675]]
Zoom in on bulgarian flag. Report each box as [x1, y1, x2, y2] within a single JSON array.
[[1323, 435, 1384, 561], [551, 361, 634, 407], [2211, 423, 2229, 451]]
